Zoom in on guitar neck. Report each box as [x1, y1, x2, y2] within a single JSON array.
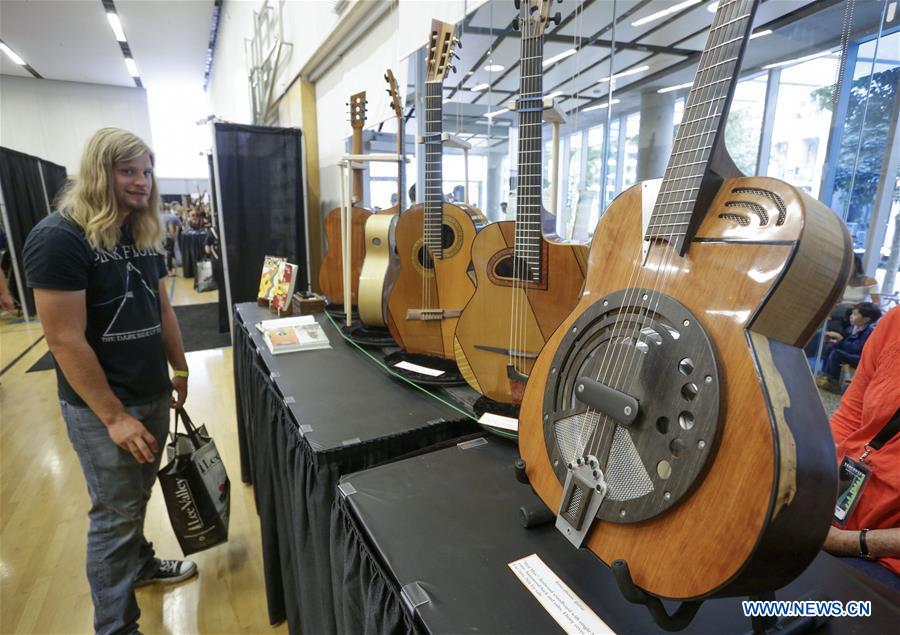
[[396, 113, 406, 209], [351, 126, 364, 204], [424, 80, 444, 258], [646, 0, 758, 254], [515, 15, 545, 282]]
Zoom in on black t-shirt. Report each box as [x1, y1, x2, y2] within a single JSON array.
[[24, 213, 171, 406]]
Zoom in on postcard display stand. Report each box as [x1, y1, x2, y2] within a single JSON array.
[[211, 123, 310, 337]]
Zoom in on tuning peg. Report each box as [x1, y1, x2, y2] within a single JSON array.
[[512, 19, 520, 31], [514, 0, 520, 8], [551, 11, 562, 25], [449, 65, 457, 74], [452, 36, 462, 49], [450, 50, 460, 60]]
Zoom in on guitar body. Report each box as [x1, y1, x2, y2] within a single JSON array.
[[454, 220, 588, 403], [519, 176, 851, 599], [386, 202, 483, 358], [358, 207, 400, 327], [318, 204, 372, 307]]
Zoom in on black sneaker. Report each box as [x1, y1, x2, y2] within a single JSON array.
[[134, 559, 198, 587]]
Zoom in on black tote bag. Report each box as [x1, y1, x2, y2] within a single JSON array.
[[158, 408, 231, 555]]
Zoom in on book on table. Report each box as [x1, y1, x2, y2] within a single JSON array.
[[257, 315, 331, 354], [258, 255, 286, 304], [270, 262, 298, 314]]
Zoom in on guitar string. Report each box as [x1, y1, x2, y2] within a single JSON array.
[[511, 7, 534, 382], [580, 0, 750, 464], [509, 6, 524, 378], [584, 0, 746, 462], [572, 0, 620, 458], [520, 10, 538, 381], [587, 0, 751, 467]]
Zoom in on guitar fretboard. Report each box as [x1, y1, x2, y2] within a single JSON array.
[[423, 80, 444, 259], [515, 14, 546, 282], [645, 0, 758, 253]]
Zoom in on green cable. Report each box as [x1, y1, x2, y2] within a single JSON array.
[[323, 311, 479, 422]]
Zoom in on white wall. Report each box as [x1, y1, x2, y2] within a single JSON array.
[[206, 0, 488, 214], [158, 177, 210, 197], [0, 75, 153, 175]]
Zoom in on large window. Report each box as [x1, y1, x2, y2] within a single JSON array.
[[622, 113, 641, 190], [443, 154, 486, 209], [724, 74, 768, 175], [767, 53, 840, 197], [827, 32, 900, 251]]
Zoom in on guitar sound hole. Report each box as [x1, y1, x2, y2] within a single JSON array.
[[441, 223, 455, 249], [493, 255, 534, 281], [417, 246, 434, 270]]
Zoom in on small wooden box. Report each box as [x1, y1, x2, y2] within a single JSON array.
[[292, 292, 326, 315]]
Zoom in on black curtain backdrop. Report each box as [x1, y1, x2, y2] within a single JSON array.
[[0, 147, 60, 316], [213, 124, 307, 311], [39, 159, 68, 210]]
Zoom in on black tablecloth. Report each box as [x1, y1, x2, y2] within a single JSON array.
[[232, 303, 479, 634], [180, 229, 207, 278], [332, 436, 900, 635]]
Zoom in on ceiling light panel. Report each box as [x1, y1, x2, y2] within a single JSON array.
[[124, 57, 139, 77], [0, 41, 26, 66], [632, 0, 703, 27], [106, 12, 127, 42], [583, 99, 621, 112]]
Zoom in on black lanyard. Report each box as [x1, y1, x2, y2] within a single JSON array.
[[860, 408, 900, 461]]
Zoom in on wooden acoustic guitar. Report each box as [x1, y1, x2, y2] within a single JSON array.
[[519, 0, 851, 601], [454, 2, 587, 405], [358, 70, 405, 328], [386, 20, 485, 358], [318, 91, 372, 309]]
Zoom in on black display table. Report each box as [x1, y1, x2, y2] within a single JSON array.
[[180, 229, 207, 278], [332, 436, 900, 635], [232, 303, 479, 634]]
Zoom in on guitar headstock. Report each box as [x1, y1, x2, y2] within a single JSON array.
[[518, 0, 561, 39], [426, 19, 460, 83], [349, 91, 367, 130], [385, 69, 403, 120]]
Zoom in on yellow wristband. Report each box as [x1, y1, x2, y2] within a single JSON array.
[[173, 370, 189, 378]]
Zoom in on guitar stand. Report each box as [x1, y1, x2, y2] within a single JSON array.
[[325, 303, 359, 324], [341, 323, 397, 349], [473, 396, 520, 420], [383, 351, 467, 386], [512, 461, 831, 633]]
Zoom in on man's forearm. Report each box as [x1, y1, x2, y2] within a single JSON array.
[[51, 337, 125, 424], [825, 527, 900, 558], [161, 303, 187, 371]]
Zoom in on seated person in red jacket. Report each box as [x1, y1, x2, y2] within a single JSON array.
[[816, 302, 881, 392], [824, 305, 899, 587]]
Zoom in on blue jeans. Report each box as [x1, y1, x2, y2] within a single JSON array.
[[823, 348, 855, 380], [61, 395, 170, 635]]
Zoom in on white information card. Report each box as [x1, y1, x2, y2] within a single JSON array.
[[509, 554, 615, 635], [393, 360, 445, 377]]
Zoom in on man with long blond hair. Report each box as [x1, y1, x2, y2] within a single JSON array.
[[23, 128, 196, 635]]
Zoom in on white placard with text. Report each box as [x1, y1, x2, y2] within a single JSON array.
[[509, 554, 615, 635]]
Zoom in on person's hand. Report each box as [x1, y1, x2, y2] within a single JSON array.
[[0, 290, 16, 312], [825, 331, 843, 342], [107, 412, 159, 463], [171, 374, 188, 409]]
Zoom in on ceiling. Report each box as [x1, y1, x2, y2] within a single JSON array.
[[0, 0, 215, 90], [424, 0, 895, 146]]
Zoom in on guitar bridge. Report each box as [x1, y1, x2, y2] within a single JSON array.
[[406, 308, 462, 321], [556, 456, 607, 548]]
